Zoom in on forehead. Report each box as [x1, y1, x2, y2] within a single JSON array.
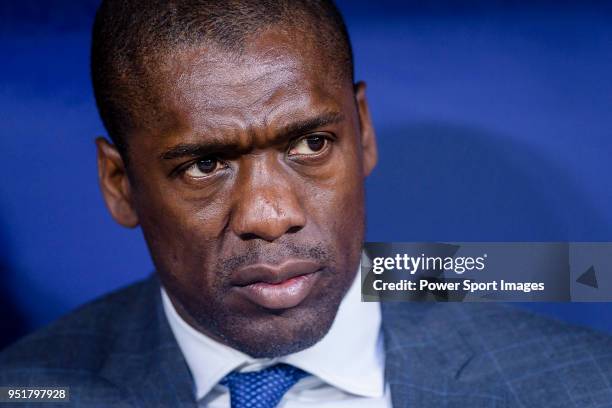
[[146, 29, 350, 144]]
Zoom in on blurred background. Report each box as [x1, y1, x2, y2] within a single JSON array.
[[1, 0, 611, 349]]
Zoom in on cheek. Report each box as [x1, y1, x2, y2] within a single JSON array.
[[135, 167, 232, 242], [302, 144, 366, 254], [134, 181, 232, 292]]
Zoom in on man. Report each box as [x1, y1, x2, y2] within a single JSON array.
[[2, 1, 612, 407]]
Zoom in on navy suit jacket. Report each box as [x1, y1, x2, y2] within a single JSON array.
[[2, 274, 612, 407]]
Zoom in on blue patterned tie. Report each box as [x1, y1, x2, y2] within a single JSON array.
[[220, 363, 310, 408]]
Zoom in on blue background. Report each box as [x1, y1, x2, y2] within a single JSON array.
[[1, 0, 611, 349]]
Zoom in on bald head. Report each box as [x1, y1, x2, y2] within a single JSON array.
[[91, 0, 354, 157]]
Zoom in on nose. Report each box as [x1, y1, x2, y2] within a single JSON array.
[[231, 156, 307, 242]]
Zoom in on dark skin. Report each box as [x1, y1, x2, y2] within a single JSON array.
[[96, 27, 377, 357]]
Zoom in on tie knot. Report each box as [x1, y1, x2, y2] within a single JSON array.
[[220, 363, 310, 408]]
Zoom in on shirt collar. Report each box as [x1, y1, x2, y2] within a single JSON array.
[[161, 264, 384, 400]]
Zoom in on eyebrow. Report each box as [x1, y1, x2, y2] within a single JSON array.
[[159, 111, 344, 161]]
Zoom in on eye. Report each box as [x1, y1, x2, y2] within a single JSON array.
[[288, 135, 329, 156], [184, 157, 221, 178]]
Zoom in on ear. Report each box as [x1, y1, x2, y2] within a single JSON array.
[[95, 137, 139, 228], [354, 81, 378, 177]]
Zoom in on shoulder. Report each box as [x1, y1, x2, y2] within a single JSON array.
[[382, 301, 612, 351], [0, 276, 159, 399], [450, 302, 612, 354], [383, 302, 612, 404], [460, 304, 612, 404]]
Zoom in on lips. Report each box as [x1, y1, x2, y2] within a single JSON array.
[[232, 259, 321, 310]]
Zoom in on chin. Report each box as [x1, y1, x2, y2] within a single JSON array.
[[218, 297, 341, 358], [176, 261, 357, 358]]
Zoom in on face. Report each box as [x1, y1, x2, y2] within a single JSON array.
[[96, 28, 377, 357]]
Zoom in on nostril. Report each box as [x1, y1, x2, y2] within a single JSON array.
[[239, 232, 261, 241], [286, 226, 302, 234], [238, 225, 302, 242]]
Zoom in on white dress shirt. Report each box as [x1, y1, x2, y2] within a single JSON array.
[[161, 270, 392, 407]]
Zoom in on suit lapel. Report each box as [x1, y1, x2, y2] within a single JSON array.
[[381, 302, 512, 407], [98, 275, 198, 407]]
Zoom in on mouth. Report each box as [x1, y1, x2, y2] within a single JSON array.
[[232, 259, 322, 310]]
